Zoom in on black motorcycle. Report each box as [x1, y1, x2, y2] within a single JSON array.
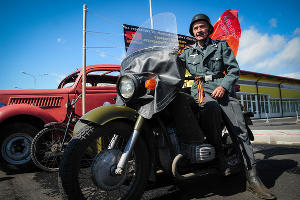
[[58, 13, 252, 200]]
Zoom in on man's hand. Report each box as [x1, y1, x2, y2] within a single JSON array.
[[211, 86, 226, 99]]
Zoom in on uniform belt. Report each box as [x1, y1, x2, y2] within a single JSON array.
[[194, 74, 224, 104], [201, 74, 224, 82], [185, 74, 224, 82]]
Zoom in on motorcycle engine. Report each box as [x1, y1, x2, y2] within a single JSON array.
[[180, 143, 215, 164]]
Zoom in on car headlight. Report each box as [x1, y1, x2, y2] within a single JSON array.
[[118, 76, 135, 99], [0, 102, 6, 107]]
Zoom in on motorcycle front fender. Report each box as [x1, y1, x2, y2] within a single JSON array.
[[73, 105, 139, 135]]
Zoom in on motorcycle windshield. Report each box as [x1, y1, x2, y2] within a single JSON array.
[[120, 13, 185, 119], [126, 12, 179, 57]]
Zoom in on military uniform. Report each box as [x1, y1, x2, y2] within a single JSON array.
[[179, 38, 239, 98], [179, 38, 256, 169]]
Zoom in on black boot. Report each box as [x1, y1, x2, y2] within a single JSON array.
[[246, 168, 276, 199], [215, 148, 231, 176]]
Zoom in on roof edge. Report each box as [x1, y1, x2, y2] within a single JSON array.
[[240, 70, 300, 83]]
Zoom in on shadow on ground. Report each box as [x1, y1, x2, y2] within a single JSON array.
[[144, 145, 299, 200], [26, 145, 299, 200]]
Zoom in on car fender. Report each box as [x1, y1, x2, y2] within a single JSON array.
[[73, 105, 139, 135], [0, 104, 57, 125]]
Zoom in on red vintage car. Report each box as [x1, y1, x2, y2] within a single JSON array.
[[0, 64, 120, 172]]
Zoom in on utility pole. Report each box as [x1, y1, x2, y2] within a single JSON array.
[[82, 4, 87, 114]]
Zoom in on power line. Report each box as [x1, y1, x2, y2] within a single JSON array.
[[87, 49, 124, 61], [85, 9, 126, 62], [88, 11, 123, 27], [87, 30, 125, 36], [87, 47, 124, 49], [87, 31, 122, 45]]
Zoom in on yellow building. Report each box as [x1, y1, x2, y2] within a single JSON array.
[[238, 70, 300, 118]]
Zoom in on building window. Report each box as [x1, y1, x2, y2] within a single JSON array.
[[237, 92, 300, 118], [258, 94, 270, 114], [282, 99, 300, 113], [270, 99, 281, 113], [236, 93, 258, 114], [290, 99, 300, 113]]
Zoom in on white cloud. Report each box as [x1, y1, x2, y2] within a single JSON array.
[[49, 73, 66, 84], [279, 72, 300, 80], [269, 18, 277, 28], [97, 51, 123, 61], [98, 52, 106, 57], [254, 37, 300, 71], [294, 28, 300, 35], [121, 51, 127, 60], [237, 27, 300, 76], [277, 37, 300, 62], [50, 73, 66, 79], [237, 27, 285, 65], [57, 37, 66, 44]]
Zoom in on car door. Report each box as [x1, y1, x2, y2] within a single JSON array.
[[75, 70, 119, 115]]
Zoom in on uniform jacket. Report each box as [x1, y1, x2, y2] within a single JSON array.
[[179, 38, 240, 99]]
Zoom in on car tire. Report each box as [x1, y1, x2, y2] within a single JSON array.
[[0, 122, 38, 173]]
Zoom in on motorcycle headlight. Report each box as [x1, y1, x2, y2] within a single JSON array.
[[118, 75, 135, 99]]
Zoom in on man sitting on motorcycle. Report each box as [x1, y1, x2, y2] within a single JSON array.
[[179, 13, 276, 200]]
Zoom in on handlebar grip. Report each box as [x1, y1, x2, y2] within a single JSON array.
[[184, 76, 205, 81], [185, 76, 195, 80]]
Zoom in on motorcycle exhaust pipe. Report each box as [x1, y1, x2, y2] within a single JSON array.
[[171, 154, 217, 180]]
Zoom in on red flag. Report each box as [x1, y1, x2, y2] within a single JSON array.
[[210, 9, 241, 58]]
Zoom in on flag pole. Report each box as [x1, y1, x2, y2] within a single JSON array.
[[82, 4, 87, 114], [149, 0, 154, 29]]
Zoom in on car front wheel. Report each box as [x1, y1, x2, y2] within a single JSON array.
[[0, 123, 38, 172]]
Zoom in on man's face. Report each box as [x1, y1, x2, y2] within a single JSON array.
[[192, 21, 209, 41]]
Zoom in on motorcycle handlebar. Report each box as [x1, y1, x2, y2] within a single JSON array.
[[71, 94, 82, 106], [185, 76, 194, 80]]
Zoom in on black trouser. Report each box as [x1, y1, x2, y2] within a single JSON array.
[[168, 92, 205, 144], [200, 93, 256, 169], [197, 94, 225, 165]]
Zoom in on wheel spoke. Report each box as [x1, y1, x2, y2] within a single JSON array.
[[59, 122, 149, 199], [76, 134, 137, 199], [31, 126, 67, 171]]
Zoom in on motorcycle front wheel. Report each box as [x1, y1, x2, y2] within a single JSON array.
[[58, 120, 150, 200]]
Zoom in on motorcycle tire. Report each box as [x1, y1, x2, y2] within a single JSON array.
[[58, 120, 150, 200], [31, 126, 72, 172]]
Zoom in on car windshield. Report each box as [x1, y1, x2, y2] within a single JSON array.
[[58, 71, 80, 89], [86, 70, 119, 87]]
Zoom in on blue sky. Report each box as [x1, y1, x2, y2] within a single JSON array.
[[1, 0, 300, 90]]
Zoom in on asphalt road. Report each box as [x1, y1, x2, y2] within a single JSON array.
[[0, 144, 300, 200], [250, 116, 300, 130], [249, 117, 300, 145]]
